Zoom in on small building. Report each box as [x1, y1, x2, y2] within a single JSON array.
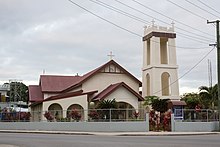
[[0, 83, 10, 103], [29, 60, 144, 121]]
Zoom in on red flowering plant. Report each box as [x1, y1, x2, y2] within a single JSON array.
[[163, 111, 171, 131], [18, 112, 31, 121], [88, 110, 99, 120], [69, 109, 82, 121], [133, 111, 139, 119], [44, 111, 54, 122]]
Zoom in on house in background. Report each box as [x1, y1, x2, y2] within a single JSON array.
[[28, 60, 144, 121], [0, 83, 10, 102]]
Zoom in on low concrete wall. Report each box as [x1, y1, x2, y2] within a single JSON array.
[[0, 121, 149, 132], [173, 121, 219, 132], [171, 114, 219, 132]]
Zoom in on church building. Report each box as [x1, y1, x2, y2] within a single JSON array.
[[29, 59, 144, 121]]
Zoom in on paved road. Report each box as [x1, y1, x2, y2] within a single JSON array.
[[0, 133, 219, 147]]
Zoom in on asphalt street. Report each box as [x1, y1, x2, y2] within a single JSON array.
[[0, 133, 219, 147]]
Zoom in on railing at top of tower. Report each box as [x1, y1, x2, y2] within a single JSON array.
[[144, 23, 175, 35]]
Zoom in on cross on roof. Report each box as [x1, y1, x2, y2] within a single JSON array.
[[107, 51, 115, 60]]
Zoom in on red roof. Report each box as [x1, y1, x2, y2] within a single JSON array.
[[168, 100, 187, 106], [43, 90, 98, 102], [28, 85, 43, 102], [29, 60, 142, 103], [93, 82, 144, 101], [62, 60, 142, 92], [40, 75, 82, 92]]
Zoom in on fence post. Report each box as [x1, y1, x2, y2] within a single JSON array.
[[171, 113, 175, 132], [110, 109, 112, 122], [207, 109, 208, 122], [145, 113, 149, 132]]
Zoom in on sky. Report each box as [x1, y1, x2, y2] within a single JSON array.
[[0, 0, 219, 95]]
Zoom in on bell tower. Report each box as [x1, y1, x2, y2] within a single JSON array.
[[142, 22, 180, 100]]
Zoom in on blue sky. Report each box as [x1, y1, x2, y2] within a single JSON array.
[[0, 0, 219, 95]]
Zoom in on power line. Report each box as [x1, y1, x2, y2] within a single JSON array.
[[167, 0, 217, 28], [153, 46, 215, 95], [131, 0, 214, 40], [89, 0, 150, 24], [167, 0, 207, 21], [184, 0, 220, 18], [68, 0, 142, 37], [114, 0, 214, 41], [197, 0, 220, 16], [92, 0, 211, 43], [67, 0, 210, 50]]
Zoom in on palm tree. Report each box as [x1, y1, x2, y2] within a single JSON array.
[[143, 96, 159, 112], [96, 99, 117, 109], [96, 99, 117, 120], [199, 84, 218, 109]]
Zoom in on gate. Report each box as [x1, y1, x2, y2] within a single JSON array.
[[149, 110, 171, 131]]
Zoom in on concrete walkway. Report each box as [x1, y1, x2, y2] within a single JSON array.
[[0, 130, 219, 136]]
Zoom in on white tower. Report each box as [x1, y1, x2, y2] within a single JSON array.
[[142, 23, 180, 100]]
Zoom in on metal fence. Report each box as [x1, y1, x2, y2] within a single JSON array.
[[174, 109, 219, 122], [0, 108, 147, 122]]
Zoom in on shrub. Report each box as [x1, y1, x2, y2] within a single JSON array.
[[44, 111, 54, 122], [69, 109, 81, 121]]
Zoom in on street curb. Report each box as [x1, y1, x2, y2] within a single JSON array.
[[0, 130, 219, 136]]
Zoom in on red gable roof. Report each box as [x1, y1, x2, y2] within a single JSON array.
[[29, 60, 142, 103], [28, 85, 43, 102], [40, 75, 82, 93], [92, 82, 144, 101], [62, 60, 142, 93]]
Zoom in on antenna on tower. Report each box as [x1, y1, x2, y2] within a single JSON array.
[[208, 59, 212, 87]]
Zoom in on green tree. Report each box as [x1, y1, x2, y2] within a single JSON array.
[[151, 98, 170, 113], [181, 92, 200, 109], [143, 96, 159, 112], [7, 82, 28, 103], [199, 84, 218, 109]]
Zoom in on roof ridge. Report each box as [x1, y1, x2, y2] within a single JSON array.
[[61, 60, 141, 93]]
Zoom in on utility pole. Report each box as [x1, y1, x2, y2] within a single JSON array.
[[207, 20, 220, 131]]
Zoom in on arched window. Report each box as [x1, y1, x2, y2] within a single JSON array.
[[161, 72, 170, 96], [48, 103, 63, 120]]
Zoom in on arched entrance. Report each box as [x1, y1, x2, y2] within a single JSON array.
[[67, 104, 84, 121], [48, 103, 63, 120], [117, 102, 135, 121]]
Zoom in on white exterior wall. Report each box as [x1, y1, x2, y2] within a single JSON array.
[[143, 66, 179, 99], [105, 87, 139, 110], [82, 73, 140, 94], [30, 104, 43, 122], [42, 95, 88, 121]]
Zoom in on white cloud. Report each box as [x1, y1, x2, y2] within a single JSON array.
[[0, 0, 219, 95]]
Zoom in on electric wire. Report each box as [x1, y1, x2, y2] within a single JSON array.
[[167, 0, 207, 20], [89, 0, 151, 25], [92, 0, 211, 43], [68, 0, 142, 38], [114, 0, 214, 42], [185, 0, 220, 18], [153, 46, 215, 95], [67, 0, 210, 50], [197, 0, 220, 16], [167, 0, 216, 28], [131, 0, 214, 40]]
